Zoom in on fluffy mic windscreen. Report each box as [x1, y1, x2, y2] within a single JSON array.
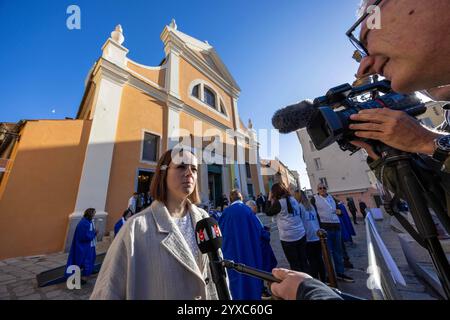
[[272, 100, 316, 133], [195, 217, 223, 254]]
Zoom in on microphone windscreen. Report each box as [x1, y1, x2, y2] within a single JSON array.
[[272, 100, 316, 133], [195, 217, 223, 254]]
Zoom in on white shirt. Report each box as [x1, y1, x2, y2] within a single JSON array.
[[300, 204, 320, 242], [313, 194, 340, 224], [230, 200, 243, 206], [172, 213, 201, 267], [275, 197, 306, 242]]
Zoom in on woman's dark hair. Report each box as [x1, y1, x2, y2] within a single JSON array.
[[271, 182, 294, 214], [122, 209, 132, 218], [83, 208, 96, 220], [271, 182, 291, 200], [299, 190, 313, 211]]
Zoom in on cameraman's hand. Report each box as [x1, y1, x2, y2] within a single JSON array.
[[349, 108, 440, 155], [350, 141, 380, 160], [270, 268, 312, 300]]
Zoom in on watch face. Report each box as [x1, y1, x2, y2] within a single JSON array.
[[437, 135, 450, 152]]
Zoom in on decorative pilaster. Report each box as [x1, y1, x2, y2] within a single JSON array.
[[64, 25, 128, 252]]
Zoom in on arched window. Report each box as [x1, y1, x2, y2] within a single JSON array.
[[204, 87, 216, 108], [192, 84, 200, 99], [219, 101, 226, 115], [188, 80, 229, 119]]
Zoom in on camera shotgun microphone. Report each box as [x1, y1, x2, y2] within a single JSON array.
[[272, 100, 317, 133], [195, 217, 231, 300]]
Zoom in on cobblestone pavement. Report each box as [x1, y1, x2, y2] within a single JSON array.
[[0, 239, 112, 300], [258, 212, 438, 300], [0, 253, 96, 300], [0, 213, 439, 300]]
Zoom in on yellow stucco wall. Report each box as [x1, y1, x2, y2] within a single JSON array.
[[104, 84, 165, 233], [0, 120, 91, 259], [250, 164, 261, 195], [77, 81, 97, 120], [127, 60, 166, 88], [179, 112, 236, 158]]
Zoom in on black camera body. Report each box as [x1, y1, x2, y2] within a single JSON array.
[[307, 79, 427, 152]]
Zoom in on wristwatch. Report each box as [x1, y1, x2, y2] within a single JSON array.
[[432, 135, 450, 162]]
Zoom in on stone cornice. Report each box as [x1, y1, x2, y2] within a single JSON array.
[[167, 94, 184, 112], [182, 103, 231, 131], [101, 38, 129, 54], [93, 58, 129, 86]]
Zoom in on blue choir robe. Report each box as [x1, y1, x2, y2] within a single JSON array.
[[337, 203, 356, 242], [209, 210, 222, 221], [218, 201, 264, 300], [114, 217, 126, 236], [260, 227, 278, 273], [254, 215, 277, 273], [66, 217, 97, 277]]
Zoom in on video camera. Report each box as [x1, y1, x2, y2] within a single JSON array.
[[307, 79, 427, 153]]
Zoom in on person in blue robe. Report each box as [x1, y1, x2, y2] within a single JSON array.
[[114, 209, 133, 236], [219, 190, 265, 300], [66, 208, 97, 283], [209, 209, 222, 222], [337, 202, 355, 269], [337, 202, 356, 243], [245, 200, 278, 273], [246, 199, 278, 298]]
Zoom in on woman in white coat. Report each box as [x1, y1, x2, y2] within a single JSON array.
[[91, 149, 218, 300]]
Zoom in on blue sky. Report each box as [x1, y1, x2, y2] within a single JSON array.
[[0, 0, 362, 189]]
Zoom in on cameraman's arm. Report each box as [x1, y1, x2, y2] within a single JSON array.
[[270, 268, 342, 301], [265, 199, 281, 216]]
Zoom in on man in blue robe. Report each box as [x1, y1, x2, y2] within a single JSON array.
[[66, 208, 97, 284], [219, 190, 265, 300], [114, 209, 133, 236]]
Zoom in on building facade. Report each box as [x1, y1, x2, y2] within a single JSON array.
[[297, 129, 381, 210], [0, 22, 265, 259], [261, 158, 301, 195]]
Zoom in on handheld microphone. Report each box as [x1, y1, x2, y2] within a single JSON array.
[[271, 100, 316, 133], [195, 218, 283, 300], [195, 217, 231, 300]]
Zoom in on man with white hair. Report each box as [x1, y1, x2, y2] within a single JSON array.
[[311, 184, 354, 283]]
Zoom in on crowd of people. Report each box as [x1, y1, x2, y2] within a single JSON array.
[[65, 149, 360, 299], [67, 158, 362, 300], [65, 0, 450, 300]]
